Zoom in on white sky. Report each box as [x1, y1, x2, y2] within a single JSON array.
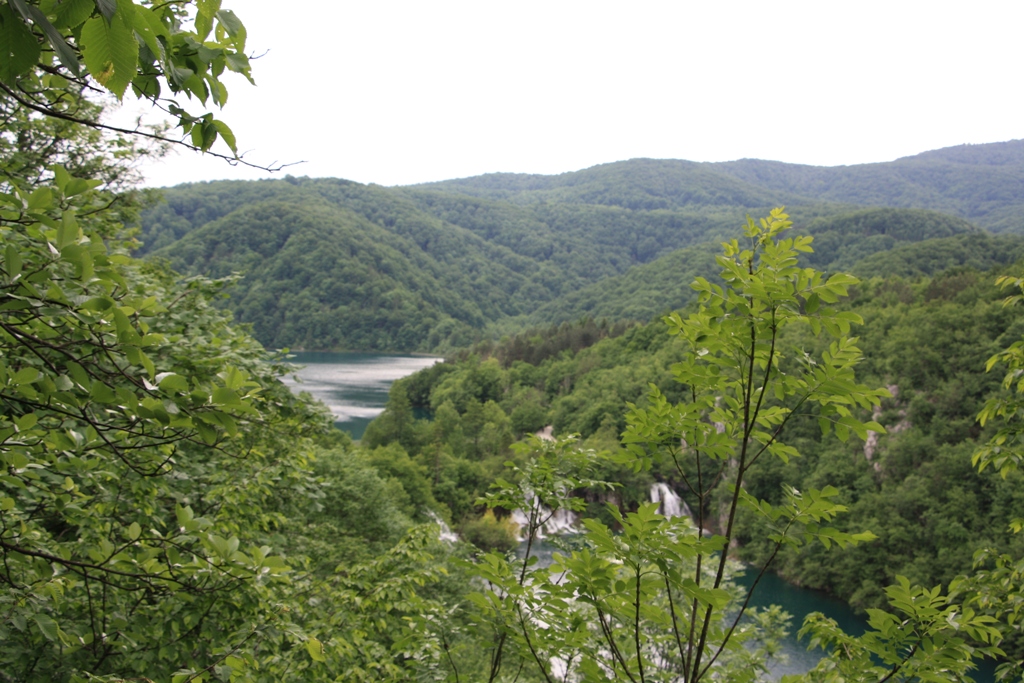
[[117, 1, 1024, 188]]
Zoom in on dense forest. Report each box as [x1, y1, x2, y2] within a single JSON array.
[[5, 2, 1024, 682], [365, 264, 1024, 608], [139, 156, 1024, 353], [418, 143, 1024, 233]]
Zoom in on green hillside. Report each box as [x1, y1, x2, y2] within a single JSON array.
[[141, 181, 852, 350], [417, 140, 1024, 232], [715, 140, 1024, 232], [155, 195, 559, 351], [519, 208, 998, 327], [850, 232, 1024, 279], [398, 189, 754, 282], [143, 177, 841, 291], [139, 140, 1024, 351], [364, 257, 1024, 617], [410, 158, 812, 209]]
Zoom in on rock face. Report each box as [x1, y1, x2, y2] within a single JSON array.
[[863, 384, 910, 473]]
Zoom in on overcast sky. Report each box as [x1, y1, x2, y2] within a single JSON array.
[[116, 1, 1024, 188]]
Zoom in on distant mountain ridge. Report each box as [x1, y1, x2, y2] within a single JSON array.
[[414, 139, 1024, 232], [138, 139, 1024, 351]]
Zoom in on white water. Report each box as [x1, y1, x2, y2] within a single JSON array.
[[650, 482, 692, 520], [512, 484, 693, 542], [511, 500, 579, 541], [427, 510, 459, 543]]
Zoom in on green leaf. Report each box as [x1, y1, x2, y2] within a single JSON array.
[[224, 50, 251, 79], [80, 4, 138, 98], [10, 0, 81, 74], [176, 504, 194, 526], [212, 119, 236, 153], [305, 636, 326, 663], [82, 296, 114, 311], [15, 413, 37, 430], [128, 521, 141, 540], [57, 210, 79, 248], [195, 421, 217, 445], [132, 5, 166, 56], [194, 0, 220, 40], [215, 8, 244, 42], [94, 0, 116, 23], [13, 367, 41, 385], [90, 380, 117, 403], [65, 177, 100, 196], [33, 613, 59, 642], [5, 244, 23, 279], [52, 165, 71, 192], [190, 121, 205, 148], [54, 0, 94, 29], [0, 4, 39, 84], [158, 373, 189, 393], [27, 186, 53, 210], [212, 386, 238, 405]]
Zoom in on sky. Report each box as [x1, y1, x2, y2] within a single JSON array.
[[116, 1, 1024, 188]]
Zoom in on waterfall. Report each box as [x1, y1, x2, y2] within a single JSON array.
[[650, 482, 692, 520], [426, 510, 459, 543], [511, 498, 579, 541]]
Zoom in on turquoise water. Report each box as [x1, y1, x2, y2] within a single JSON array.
[[280, 351, 440, 439], [737, 567, 995, 681], [736, 567, 865, 677]]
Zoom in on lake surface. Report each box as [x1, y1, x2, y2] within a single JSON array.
[[736, 566, 866, 677], [280, 351, 440, 439]]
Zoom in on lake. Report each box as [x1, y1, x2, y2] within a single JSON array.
[[736, 566, 866, 677], [280, 351, 441, 439]]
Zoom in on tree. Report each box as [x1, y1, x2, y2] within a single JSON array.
[[452, 210, 888, 681], [1, 0, 257, 165], [0, 3, 339, 680]]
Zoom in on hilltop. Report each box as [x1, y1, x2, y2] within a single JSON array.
[[138, 140, 1024, 351]]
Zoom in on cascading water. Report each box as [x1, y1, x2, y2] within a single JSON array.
[[650, 482, 692, 520], [426, 510, 459, 543], [511, 498, 578, 541]]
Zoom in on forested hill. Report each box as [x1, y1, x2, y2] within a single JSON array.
[[138, 140, 1024, 351], [406, 159, 811, 210], [715, 141, 1024, 233], [361, 260, 1024, 620], [416, 140, 1024, 232], [139, 178, 847, 350], [520, 209, 1010, 326]]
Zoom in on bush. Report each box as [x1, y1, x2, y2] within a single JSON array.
[[460, 510, 519, 552]]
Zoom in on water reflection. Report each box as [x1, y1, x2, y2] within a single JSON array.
[[280, 351, 440, 439]]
